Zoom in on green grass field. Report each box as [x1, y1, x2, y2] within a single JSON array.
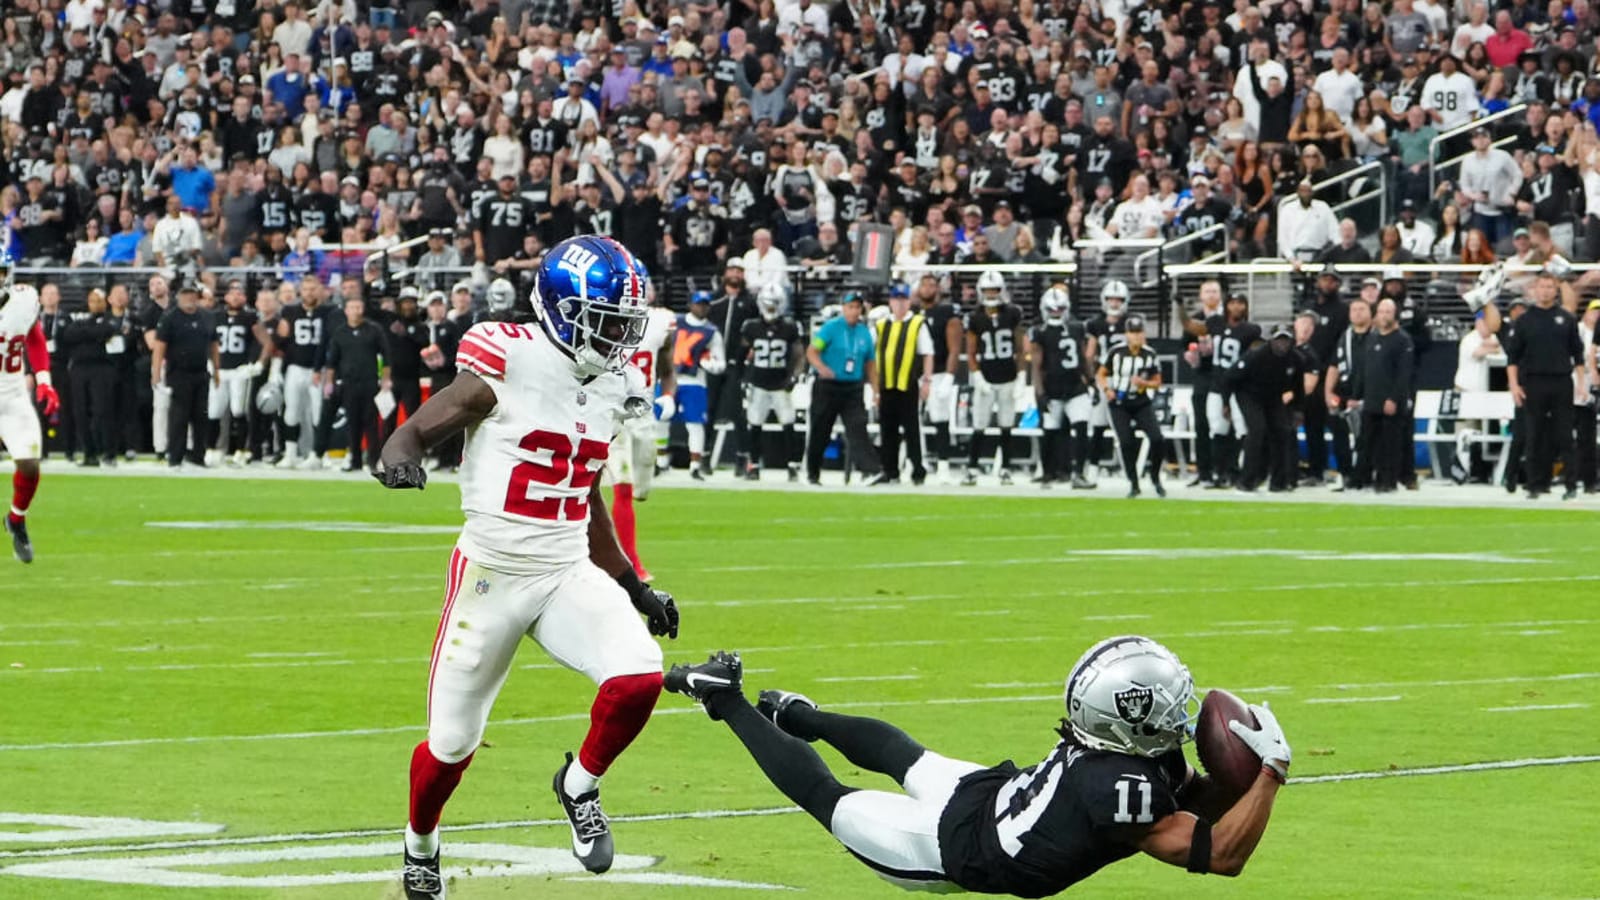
[[1, 473, 1596, 899]]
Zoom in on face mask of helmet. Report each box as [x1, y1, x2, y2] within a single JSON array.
[[1061, 635, 1197, 758], [757, 284, 787, 320]]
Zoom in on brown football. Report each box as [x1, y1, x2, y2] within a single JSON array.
[[1195, 689, 1262, 803]]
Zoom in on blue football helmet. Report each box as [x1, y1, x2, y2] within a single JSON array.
[[533, 236, 649, 376]]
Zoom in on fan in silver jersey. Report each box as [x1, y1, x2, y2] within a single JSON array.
[[1061, 635, 1196, 757]]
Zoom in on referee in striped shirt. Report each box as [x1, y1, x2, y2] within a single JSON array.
[[1096, 315, 1166, 498], [872, 285, 934, 485]]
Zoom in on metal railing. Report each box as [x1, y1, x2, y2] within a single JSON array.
[[1323, 159, 1388, 226], [1428, 103, 1529, 196], [1133, 222, 1230, 288]]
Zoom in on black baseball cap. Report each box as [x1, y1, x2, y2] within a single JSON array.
[[1124, 314, 1146, 332]]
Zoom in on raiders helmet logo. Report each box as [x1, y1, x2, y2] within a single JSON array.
[[1113, 687, 1154, 724]]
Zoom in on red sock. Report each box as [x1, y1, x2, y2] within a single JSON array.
[[408, 741, 474, 834], [10, 469, 39, 524], [578, 672, 662, 776], [611, 483, 645, 577]]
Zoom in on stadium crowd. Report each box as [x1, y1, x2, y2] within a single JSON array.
[[1, 0, 1599, 494]]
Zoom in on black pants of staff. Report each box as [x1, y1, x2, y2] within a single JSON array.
[[1521, 375, 1576, 493], [1328, 400, 1356, 483], [341, 379, 381, 470], [386, 376, 422, 435], [1191, 379, 1213, 481], [1109, 402, 1163, 491], [1502, 407, 1526, 490], [166, 370, 210, 466], [877, 388, 925, 481], [111, 366, 139, 456], [312, 381, 337, 457], [1575, 404, 1598, 489], [1302, 383, 1329, 479], [806, 379, 880, 481], [48, 359, 73, 458], [429, 372, 464, 469], [1362, 409, 1408, 491], [1400, 394, 1418, 487], [69, 361, 116, 462], [1237, 393, 1295, 490]]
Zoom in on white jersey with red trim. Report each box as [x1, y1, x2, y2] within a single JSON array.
[[0, 285, 42, 398], [625, 306, 676, 394], [454, 320, 629, 574]]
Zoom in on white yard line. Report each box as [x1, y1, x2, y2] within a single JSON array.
[[1295, 754, 1600, 784], [1303, 695, 1404, 704], [814, 675, 923, 683], [1482, 703, 1590, 713]]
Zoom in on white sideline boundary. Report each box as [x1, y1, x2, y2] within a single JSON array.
[[2, 755, 1595, 862]]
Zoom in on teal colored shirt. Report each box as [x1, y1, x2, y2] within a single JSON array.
[[1393, 125, 1437, 168], [812, 317, 875, 382]]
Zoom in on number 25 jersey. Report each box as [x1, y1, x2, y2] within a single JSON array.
[[454, 321, 627, 574]]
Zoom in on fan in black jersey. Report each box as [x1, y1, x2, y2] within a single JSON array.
[[207, 280, 271, 466], [962, 271, 1024, 486], [1097, 315, 1167, 498], [255, 168, 296, 239], [739, 283, 805, 481], [664, 637, 1289, 897], [1204, 291, 1261, 488], [273, 282, 338, 469], [1084, 279, 1131, 473], [473, 175, 536, 265], [1029, 286, 1094, 489]]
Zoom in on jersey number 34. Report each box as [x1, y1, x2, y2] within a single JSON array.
[[504, 429, 609, 521]]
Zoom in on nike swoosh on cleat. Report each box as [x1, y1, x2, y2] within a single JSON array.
[[684, 673, 729, 690]]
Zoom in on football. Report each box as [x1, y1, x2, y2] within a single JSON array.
[[1195, 689, 1262, 802]]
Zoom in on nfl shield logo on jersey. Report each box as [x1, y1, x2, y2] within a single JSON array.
[[475, 578, 490, 596], [1113, 687, 1154, 724]]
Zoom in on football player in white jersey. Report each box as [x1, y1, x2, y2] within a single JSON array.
[[373, 236, 679, 900], [0, 255, 61, 563], [607, 268, 675, 582]]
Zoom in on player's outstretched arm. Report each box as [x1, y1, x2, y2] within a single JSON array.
[[587, 482, 679, 639], [372, 371, 496, 489]]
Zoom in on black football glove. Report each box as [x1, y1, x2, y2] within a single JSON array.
[[372, 460, 427, 490], [618, 570, 679, 639]]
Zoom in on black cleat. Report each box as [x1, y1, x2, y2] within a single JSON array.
[[4, 517, 32, 564], [401, 849, 446, 899], [663, 651, 743, 719], [1070, 474, 1094, 490], [553, 752, 614, 874], [756, 690, 819, 741], [1152, 480, 1167, 498]]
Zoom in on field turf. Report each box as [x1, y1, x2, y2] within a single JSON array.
[[1, 472, 1595, 899]]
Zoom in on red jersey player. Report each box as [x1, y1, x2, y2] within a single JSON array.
[[0, 259, 61, 563], [373, 237, 678, 900], [607, 273, 676, 582]]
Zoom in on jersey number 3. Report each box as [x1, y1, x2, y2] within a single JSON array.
[[504, 429, 609, 521]]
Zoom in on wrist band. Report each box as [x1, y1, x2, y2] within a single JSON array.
[[1261, 763, 1287, 785]]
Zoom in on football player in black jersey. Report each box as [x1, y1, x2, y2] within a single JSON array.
[[273, 279, 338, 468], [918, 275, 964, 482], [739, 283, 805, 481], [962, 271, 1025, 486], [1028, 285, 1094, 488], [1177, 279, 1226, 486], [1085, 280, 1130, 474], [1097, 315, 1167, 497], [1204, 291, 1261, 488], [206, 279, 271, 466], [664, 637, 1289, 896]]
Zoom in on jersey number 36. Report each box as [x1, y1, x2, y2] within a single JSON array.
[[504, 429, 610, 521]]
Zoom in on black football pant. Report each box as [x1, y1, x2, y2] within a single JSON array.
[[1302, 382, 1328, 477], [1110, 402, 1163, 490], [877, 388, 924, 480], [112, 365, 139, 456], [385, 376, 422, 435], [341, 379, 382, 469], [1191, 379, 1213, 481], [47, 359, 73, 458], [69, 361, 116, 462], [1521, 375, 1575, 493], [806, 380, 880, 481], [430, 372, 464, 468], [1237, 394, 1294, 490], [1329, 401, 1355, 483], [1361, 410, 1407, 491], [166, 370, 209, 466], [1575, 405, 1597, 489]]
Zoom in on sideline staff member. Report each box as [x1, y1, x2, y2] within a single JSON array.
[[150, 284, 219, 468], [1506, 270, 1585, 500], [872, 284, 933, 486], [805, 293, 882, 484]]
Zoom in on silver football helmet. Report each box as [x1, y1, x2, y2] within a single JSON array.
[[757, 282, 788, 321], [255, 379, 284, 415], [976, 269, 1007, 308], [486, 278, 517, 314], [1040, 286, 1070, 324], [1100, 279, 1130, 317], [1063, 635, 1196, 758]]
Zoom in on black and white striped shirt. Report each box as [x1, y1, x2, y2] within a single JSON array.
[[1101, 345, 1160, 405]]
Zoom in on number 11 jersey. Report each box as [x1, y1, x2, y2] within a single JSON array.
[[455, 321, 628, 574]]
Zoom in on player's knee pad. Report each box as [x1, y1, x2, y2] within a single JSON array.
[[426, 723, 483, 765]]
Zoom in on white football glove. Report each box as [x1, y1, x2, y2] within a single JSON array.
[[1463, 261, 1505, 313], [655, 394, 677, 421], [1227, 701, 1291, 782], [245, 361, 264, 379]]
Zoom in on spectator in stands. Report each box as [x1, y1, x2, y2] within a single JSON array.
[[1279, 179, 1340, 261], [1432, 204, 1465, 261], [1318, 219, 1374, 265], [1394, 200, 1437, 257], [1485, 11, 1534, 68], [740, 228, 788, 292], [1458, 126, 1523, 244]]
